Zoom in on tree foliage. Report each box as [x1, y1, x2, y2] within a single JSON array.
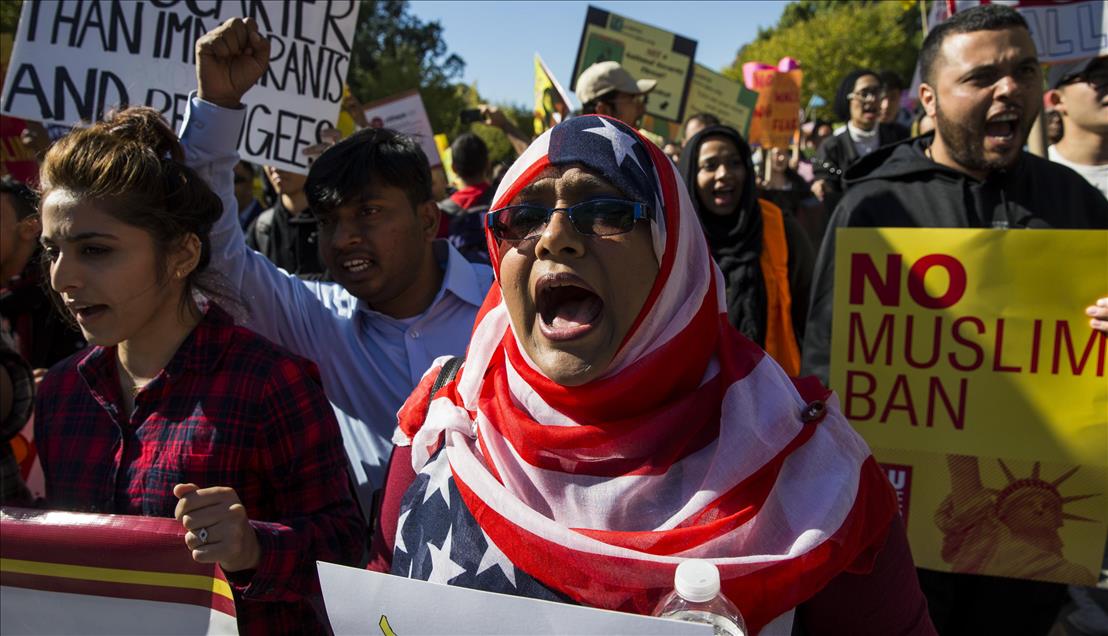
[[727, 0, 923, 122], [346, 0, 469, 138]]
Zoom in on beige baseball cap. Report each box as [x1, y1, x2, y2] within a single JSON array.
[[575, 61, 657, 105]]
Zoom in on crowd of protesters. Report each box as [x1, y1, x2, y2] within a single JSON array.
[[1, 4, 1107, 635]]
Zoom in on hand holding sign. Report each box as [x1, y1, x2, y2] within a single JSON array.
[[1087, 297, 1108, 334], [173, 483, 261, 573], [195, 18, 271, 109]]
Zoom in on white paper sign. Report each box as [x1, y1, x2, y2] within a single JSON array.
[[360, 89, 442, 167], [0, 0, 359, 174], [946, 1, 1107, 64], [317, 562, 714, 635]]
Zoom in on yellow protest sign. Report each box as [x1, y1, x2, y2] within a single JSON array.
[[684, 64, 759, 140], [830, 228, 1108, 586], [748, 68, 802, 149], [571, 6, 697, 123], [533, 53, 573, 137]]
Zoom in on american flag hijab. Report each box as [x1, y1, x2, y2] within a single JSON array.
[[394, 115, 896, 633]]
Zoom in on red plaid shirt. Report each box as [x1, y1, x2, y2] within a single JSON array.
[[35, 305, 366, 634]]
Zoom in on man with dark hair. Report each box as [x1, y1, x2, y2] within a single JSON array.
[[1046, 55, 1108, 199], [0, 176, 84, 371], [450, 133, 490, 189], [802, 5, 1108, 632], [179, 19, 493, 522], [232, 160, 263, 229], [575, 61, 655, 128], [683, 112, 721, 143], [877, 70, 909, 128], [440, 133, 494, 263], [246, 165, 326, 276]]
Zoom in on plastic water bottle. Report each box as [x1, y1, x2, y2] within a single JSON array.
[[653, 560, 747, 636]]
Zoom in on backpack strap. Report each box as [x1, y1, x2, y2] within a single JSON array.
[[366, 356, 465, 549]]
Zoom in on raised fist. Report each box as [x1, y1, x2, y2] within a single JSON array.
[[195, 18, 271, 109]]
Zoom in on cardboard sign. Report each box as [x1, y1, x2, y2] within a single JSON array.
[[747, 68, 802, 149], [533, 53, 573, 136], [0, 0, 359, 174], [361, 90, 442, 167], [945, 0, 1107, 64], [830, 228, 1108, 586], [1, 508, 237, 634], [318, 562, 713, 635], [684, 64, 759, 140], [571, 6, 697, 123]]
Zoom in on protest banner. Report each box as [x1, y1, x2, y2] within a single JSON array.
[[533, 53, 573, 137], [830, 228, 1108, 586], [571, 6, 697, 123], [744, 60, 802, 149], [361, 90, 442, 168], [685, 64, 759, 140], [943, 0, 1106, 64], [1, 508, 238, 634], [0, 1, 359, 174], [318, 562, 714, 635]]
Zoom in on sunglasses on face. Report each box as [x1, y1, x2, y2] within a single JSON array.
[[849, 88, 885, 102], [487, 198, 653, 242]]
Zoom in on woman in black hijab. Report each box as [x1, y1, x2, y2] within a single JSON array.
[[678, 125, 814, 375]]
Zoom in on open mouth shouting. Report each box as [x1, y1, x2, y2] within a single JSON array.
[[984, 110, 1021, 146], [535, 272, 604, 342], [711, 185, 736, 208], [66, 300, 109, 325]]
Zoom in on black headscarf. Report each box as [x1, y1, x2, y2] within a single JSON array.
[[677, 125, 768, 346], [833, 68, 878, 123]]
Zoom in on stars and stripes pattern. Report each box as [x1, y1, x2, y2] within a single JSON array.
[[394, 115, 897, 634]]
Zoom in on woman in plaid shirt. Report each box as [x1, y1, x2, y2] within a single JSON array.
[[32, 107, 366, 634]]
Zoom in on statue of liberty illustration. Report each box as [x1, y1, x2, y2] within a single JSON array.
[[935, 455, 1098, 585]]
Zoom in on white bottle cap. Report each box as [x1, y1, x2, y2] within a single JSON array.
[[675, 559, 720, 602]]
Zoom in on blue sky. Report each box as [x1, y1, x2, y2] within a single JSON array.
[[408, 1, 790, 109]]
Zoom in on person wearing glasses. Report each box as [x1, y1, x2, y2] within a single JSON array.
[[801, 7, 1108, 631], [368, 113, 933, 635], [811, 69, 909, 211], [677, 125, 815, 376], [1046, 56, 1108, 199]]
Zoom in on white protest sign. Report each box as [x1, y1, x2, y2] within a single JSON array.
[[360, 89, 442, 167], [0, 0, 359, 174], [946, 0, 1106, 64], [317, 562, 714, 635]]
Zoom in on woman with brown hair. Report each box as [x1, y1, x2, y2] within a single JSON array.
[[33, 107, 365, 634]]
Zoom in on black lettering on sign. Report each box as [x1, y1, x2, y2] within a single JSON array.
[[258, 34, 349, 102], [1, 64, 128, 122], [322, 0, 355, 52], [145, 88, 191, 132], [244, 104, 329, 167]]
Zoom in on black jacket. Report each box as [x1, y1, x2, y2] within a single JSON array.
[[801, 133, 1108, 382], [246, 199, 327, 277], [813, 123, 909, 214]]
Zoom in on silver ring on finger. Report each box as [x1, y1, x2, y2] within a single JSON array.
[[197, 527, 209, 545]]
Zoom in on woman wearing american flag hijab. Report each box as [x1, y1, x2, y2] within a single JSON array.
[[369, 114, 934, 635]]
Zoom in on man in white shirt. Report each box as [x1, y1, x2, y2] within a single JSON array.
[[180, 19, 493, 523], [1046, 55, 1108, 199]]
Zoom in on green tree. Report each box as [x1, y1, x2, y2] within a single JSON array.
[[346, 0, 469, 137], [0, 0, 20, 36], [727, 0, 923, 123]]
